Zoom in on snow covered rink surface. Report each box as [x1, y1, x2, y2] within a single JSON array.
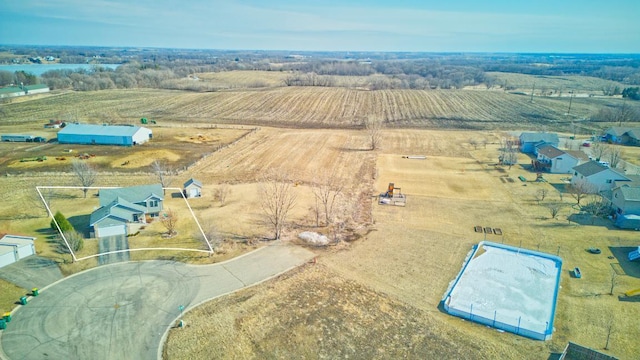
[[442, 241, 562, 340]]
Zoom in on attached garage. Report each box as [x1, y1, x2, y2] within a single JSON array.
[[0, 235, 37, 269]]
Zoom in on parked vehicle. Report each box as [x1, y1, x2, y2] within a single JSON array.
[[573, 267, 582, 278], [1, 134, 35, 142]]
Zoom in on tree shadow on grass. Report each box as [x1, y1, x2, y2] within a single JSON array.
[[608, 246, 640, 278], [67, 214, 91, 236]]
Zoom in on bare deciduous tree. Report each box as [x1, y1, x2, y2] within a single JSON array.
[[160, 208, 179, 237], [469, 138, 479, 150], [151, 160, 173, 194], [546, 203, 564, 219], [535, 188, 548, 204], [498, 136, 518, 169], [215, 183, 231, 206], [568, 179, 596, 205], [260, 172, 297, 240], [72, 159, 97, 198], [312, 173, 344, 226], [364, 117, 383, 150], [591, 142, 608, 162], [608, 146, 623, 169], [584, 194, 610, 224], [609, 270, 618, 296]]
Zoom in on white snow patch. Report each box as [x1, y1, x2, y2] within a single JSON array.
[[298, 231, 330, 246]]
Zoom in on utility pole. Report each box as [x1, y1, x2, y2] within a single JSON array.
[[567, 91, 574, 116], [530, 82, 535, 103]]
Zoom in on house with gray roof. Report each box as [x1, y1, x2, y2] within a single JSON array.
[[58, 123, 152, 146], [603, 127, 640, 146], [571, 161, 630, 192], [89, 184, 163, 238], [519, 132, 559, 154], [611, 184, 640, 216]]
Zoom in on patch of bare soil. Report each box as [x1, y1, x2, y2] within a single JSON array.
[[165, 263, 503, 359]]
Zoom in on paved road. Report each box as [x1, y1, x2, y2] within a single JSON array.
[[0, 256, 63, 290], [0, 242, 315, 360], [98, 235, 130, 265]]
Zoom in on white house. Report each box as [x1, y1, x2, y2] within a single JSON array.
[[536, 145, 588, 173], [611, 182, 640, 216], [0, 235, 36, 269], [183, 178, 202, 198], [571, 161, 630, 192]]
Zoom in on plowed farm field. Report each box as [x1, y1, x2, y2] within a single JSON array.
[[1, 86, 621, 130]]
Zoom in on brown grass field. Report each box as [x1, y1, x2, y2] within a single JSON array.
[[1, 80, 640, 359], [163, 128, 639, 360]]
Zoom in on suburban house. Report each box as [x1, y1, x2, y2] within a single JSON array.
[[0, 235, 36, 269], [58, 124, 152, 146], [183, 178, 203, 198], [612, 184, 640, 216], [0, 84, 50, 99], [89, 184, 164, 238], [571, 161, 630, 192], [519, 132, 560, 154], [535, 145, 589, 173], [602, 127, 640, 146]]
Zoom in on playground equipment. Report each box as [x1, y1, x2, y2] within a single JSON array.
[[624, 288, 640, 297], [628, 247, 640, 261], [378, 183, 406, 206]]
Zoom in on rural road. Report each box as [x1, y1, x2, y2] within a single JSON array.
[[0, 242, 315, 360]]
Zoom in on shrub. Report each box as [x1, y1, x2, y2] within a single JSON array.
[[51, 211, 74, 234]]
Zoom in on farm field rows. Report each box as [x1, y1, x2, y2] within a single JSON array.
[[1, 86, 628, 130], [486, 72, 627, 95]]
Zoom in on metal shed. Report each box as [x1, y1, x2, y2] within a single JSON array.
[[57, 124, 152, 146], [0, 235, 36, 269]]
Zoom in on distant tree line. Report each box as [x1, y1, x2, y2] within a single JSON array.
[[2, 45, 639, 92]]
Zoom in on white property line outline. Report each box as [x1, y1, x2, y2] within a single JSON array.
[[36, 185, 213, 262]]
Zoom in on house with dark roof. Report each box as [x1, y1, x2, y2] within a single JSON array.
[[535, 145, 588, 173], [58, 123, 152, 146], [571, 161, 630, 192], [559, 342, 618, 360], [519, 132, 559, 154], [603, 127, 640, 146], [89, 184, 163, 238], [183, 178, 202, 198]]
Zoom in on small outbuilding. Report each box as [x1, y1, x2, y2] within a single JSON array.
[[183, 178, 203, 198], [0, 235, 36, 269], [58, 123, 152, 146]]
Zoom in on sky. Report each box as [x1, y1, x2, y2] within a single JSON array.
[[1, 0, 639, 53]]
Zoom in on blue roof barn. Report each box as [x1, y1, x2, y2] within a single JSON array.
[[57, 124, 152, 146]]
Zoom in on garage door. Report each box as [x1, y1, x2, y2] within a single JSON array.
[[15, 244, 35, 260], [97, 225, 126, 238], [0, 247, 17, 269]]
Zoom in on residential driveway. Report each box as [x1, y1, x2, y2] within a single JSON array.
[[98, 235, 130, 265], [0, 256, 63, 290], [0, 242, 315, 360]]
